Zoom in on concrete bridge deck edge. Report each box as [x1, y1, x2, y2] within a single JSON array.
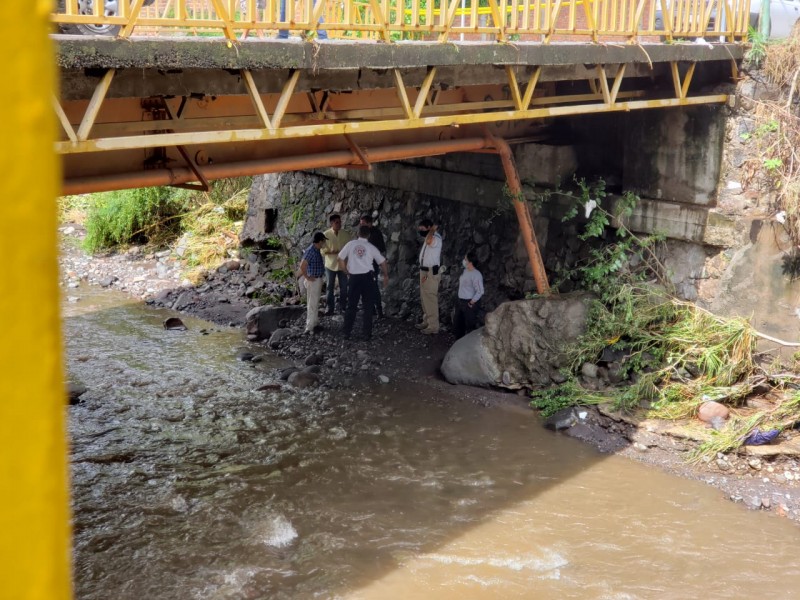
[[55, 36, 744, 71]]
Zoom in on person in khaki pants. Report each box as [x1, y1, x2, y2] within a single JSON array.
[[299, 232, 327, 334], [416, 218, 443, 334]]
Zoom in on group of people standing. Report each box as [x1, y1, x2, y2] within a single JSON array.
[[298, 213, 485, 342]]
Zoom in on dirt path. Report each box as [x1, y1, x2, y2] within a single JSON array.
[[59, 224, 800, 524]]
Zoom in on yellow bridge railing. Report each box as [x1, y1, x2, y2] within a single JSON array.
[[53, 0, 752, 42]]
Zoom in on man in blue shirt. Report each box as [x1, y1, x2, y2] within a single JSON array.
[[299, 232, 327, 334]]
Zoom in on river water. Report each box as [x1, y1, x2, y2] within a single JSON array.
[[64, 287, 800, 599]]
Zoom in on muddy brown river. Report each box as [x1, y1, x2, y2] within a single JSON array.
[[64, 286, 800, 599]]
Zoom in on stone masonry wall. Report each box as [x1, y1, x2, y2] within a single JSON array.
[[242, 171, 542, 325]]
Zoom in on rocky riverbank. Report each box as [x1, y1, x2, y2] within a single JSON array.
[[59, 221, 800, 524]]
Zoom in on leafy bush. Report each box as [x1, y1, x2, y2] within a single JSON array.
[[81, 178, 252, 255], [530, 180, 773, 459], [83, 186, 190, 252]]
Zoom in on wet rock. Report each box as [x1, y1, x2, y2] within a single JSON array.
[[99, 276, 118, 288], [288, 371, 320, 389], [601, 346, 627, 363], [257, 383, 282, 391], [438, 329, 493, 387], [762, 497, 772, 509], [163, 317, 187, 331], [245, 305, 305, 340], [278, 367, 299, 381], [67, 381, 87, 405], [269, 328, 293, 348], [544, 407, 581, 431], [698, 401, 730, 426], [236, 350, 255, 362], [304, 353, 324, 366], [174, 291, 193, 310], [564, 422, 626, 453], [302, 365, 322, 375], [378, 375, 390, 384]]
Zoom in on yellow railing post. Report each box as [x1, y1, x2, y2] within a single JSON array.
[[0, 1, 71, 600]]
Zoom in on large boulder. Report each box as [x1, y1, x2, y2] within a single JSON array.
[[441, 293, 592, 388], [245, 305, 305, 340]]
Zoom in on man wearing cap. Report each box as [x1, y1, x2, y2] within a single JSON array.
[[416, 218, 443, 334], [338, 225, 389, 341], [359, 213, 387, 318], [323, 214, 351, 315], [299, 231, 327, 334]]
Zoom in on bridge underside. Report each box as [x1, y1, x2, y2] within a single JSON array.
[[55, 38, 742, 194]]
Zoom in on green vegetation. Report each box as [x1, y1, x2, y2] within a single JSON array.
[[83, 186, 191, 252], [530, 180, 800, 460], [745, 25, 768, 68], [60, 178, 252, 279]]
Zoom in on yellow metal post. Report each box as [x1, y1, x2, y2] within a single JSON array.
[[1, 1, 71, 599]]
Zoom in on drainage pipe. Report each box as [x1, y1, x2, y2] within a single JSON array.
[[61, 137, 491, 196], [488, 136, 550, 295]]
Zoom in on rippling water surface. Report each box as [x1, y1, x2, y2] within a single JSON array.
[[65, 287, 800, 599]]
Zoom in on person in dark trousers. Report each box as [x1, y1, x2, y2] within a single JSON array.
[[359, 214, 387, 318], [454, 251, 484, 339], [338, 225, 389, 341]]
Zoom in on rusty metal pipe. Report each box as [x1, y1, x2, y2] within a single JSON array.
[[489, 136, 550, 295], [61, 137, 490, 196]]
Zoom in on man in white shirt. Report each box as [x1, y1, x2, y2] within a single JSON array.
[[416, 218, 443, 334], [338, 225, 389, 341]]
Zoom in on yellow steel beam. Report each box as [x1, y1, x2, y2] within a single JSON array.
[[78, 89, 647, 138], [595, 65, 611, 105], [76, 69, 115, 141], [53, 95, 77, 143], [243, 69, 274, 130], [55, 93, 729, 155], [521, 67, 543, 111], [2, 3, 71, 600], [272, 70, 302, 129], [392, 70, 414, 120], [609, 64, 626, 104], [413, 67, 438, 119], [506, 66, 525, 111], [120, 0, 147, 36]]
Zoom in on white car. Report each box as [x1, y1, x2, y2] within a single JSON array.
[[750, 0, 800, 38], [58, 0, 156, 36]]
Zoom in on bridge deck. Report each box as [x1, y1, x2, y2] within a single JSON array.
[[55, 38, 743, 194]]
